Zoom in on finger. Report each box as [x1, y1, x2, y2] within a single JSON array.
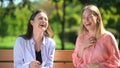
[[36, 61, 40, 65], [91, 37, 96, 41], [90, 40, 96, 44], [89, 38, 96, 43]]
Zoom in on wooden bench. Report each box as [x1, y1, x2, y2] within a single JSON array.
[[0, 50, 74, 68]]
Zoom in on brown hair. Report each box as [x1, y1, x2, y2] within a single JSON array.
[[21, 9, 53, 39]]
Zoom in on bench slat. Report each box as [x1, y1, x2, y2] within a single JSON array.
[[0, 63, 74, 68], [54, 50, 73, 62], [0, 50, 74, 68], [0, 63, 13, 68], [53, 63, 74, 68], [0, 50, 13, 61]]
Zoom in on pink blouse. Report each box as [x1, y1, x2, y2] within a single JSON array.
[[72, 32, 120, 68]]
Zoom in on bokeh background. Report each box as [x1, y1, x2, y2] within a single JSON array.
[[0, 0, 120, 50]]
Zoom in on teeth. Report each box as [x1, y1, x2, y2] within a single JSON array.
[[40, 25, 43, 26], [43, 27, 46, 31], [39, 24, 46, 31]]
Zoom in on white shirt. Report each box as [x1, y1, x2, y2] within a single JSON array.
[[14, 36, 56, 68]]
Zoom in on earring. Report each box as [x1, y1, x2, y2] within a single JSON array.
[[96, 19, 100, 23]]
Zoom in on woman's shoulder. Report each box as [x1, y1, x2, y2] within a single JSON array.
[[102, 31, 116, 41], [104, 31, 115, 38], [15, 36, 27, 43], [14, 36, 26, 50]]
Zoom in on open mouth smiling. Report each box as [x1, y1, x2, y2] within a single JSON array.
[[39, 24, 46, 30], [40, 24, 45, 27]]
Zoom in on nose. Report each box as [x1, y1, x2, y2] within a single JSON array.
[[42, 18, 48, 22], [40, 18, 45, 22], [40, 21, 45, 25], [83, 19, 90, 25]]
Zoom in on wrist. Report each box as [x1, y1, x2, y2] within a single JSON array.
[[77, 46, 85, 58]]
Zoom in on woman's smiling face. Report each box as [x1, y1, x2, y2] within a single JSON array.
[[31, 12, 48, 31], [82, 9, 98, 31]]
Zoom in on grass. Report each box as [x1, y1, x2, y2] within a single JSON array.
[[0, 35, 119, 50], [0, 36, 16, 49], [0, 35, 75, 50], [53, 35, 75, 50]]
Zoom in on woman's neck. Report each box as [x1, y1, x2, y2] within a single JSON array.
[[89, 30, 96, 37]]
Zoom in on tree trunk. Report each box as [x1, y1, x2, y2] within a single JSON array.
[[61, 0, 66, 50], [55, 0, 66, 50]]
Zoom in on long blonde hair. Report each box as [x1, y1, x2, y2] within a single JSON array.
[[78, 5, 105, 39]]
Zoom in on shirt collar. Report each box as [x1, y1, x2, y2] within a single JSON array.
[[30, 36, 46, 46], [42, 36, 46, 46]]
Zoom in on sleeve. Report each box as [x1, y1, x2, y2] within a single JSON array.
[[41, 39, 56, 68], [72, 37, 84, 68], [99, 33, 120, 68], [14, 37, 30, 68]]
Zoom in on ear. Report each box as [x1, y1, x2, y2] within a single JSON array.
[[96, 18, 100, 24], [97, 15, 100, 20], [30, 20, 34, 26]]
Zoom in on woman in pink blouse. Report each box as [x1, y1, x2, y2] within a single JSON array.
[[72, 5, 120, 68]]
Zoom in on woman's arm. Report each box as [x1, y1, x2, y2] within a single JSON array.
[[88, 33, 120, 68], [14, 37, 31, 68], [72, 37, 84, 68], [99, 33, 120, 68], [42, 38, 55, 68]]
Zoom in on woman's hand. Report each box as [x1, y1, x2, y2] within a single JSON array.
[[82, 36, 96, 48], [78, 36, 96, 57], [29, 61, 40, 68]]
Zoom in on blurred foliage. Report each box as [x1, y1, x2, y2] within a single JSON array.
[[0, 0, 120, 49]]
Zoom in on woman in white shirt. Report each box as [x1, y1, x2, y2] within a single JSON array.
[[14, 9, 56, 68]]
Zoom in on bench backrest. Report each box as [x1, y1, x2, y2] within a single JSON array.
[[0, 50, 13, 68], [0, 50, 74, 68], [54, 50, 74, 68]]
